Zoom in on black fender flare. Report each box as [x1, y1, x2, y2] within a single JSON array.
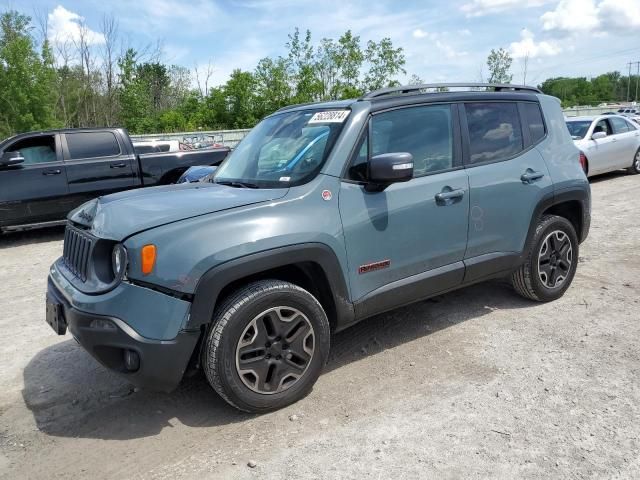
[[522, 186, 590, 263], [187, 243, 355, 331]]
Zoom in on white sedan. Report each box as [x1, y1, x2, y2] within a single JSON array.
[[566, 115, 640, 177]]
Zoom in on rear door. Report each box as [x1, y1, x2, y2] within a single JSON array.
[[62, 130, 137, 209], [461, 101, 553, 281], [609, 116, 640, 169], [0, 134, 71, 228]]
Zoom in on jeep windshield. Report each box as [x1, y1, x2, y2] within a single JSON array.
[[213, 109, 349, 188]]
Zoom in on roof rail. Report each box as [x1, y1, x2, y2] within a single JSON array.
[[361, 83, 542, 99]]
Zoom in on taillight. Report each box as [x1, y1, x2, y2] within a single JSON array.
[[579, 151, 587, 174]]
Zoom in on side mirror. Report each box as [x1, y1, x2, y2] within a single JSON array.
[[592, 131, 607, 140], [366, 152, 414, 192], [0, 150, 25, 168]]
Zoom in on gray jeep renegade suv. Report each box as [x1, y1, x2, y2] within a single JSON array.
[[46, 83, 590, 412]]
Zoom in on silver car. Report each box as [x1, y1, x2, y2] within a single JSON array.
[[566, 115, 640, 177]]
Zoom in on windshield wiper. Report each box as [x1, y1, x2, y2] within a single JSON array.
[[215, 180, 260, 189]]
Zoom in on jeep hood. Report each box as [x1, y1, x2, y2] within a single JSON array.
[[68, 183, 288, 240]]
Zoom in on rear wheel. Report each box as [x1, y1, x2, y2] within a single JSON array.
[[511, 215, 579, 302], [203, 280, 330, 413], [627, 148, 640, 174]]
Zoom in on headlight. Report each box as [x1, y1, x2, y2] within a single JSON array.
[[112, 244, 128, 279]]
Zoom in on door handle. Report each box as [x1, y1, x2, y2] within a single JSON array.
[[435, 188, 465, 205], [110, 162, 127, 169], [42, 169, 62, 176], [611, 138, 618, 142], [521, 170, 544, 184]]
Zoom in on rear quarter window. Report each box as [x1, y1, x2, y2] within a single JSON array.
[[464, 102, 523, 164], [66, 132, 121, 159], [521, 102, 546, 144]]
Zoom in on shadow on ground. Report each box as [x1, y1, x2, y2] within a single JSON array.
[[22, 280, 532, 441], [0, 225, 65, 250]]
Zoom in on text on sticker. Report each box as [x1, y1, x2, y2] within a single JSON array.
[[308, 110, 350, 124]]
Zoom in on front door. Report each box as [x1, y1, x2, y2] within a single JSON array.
[[461, 101, 553, 277], [340, 103, 469, 307], [0, 134, 71, 228], [585, 118, 620, 175], [62, 131, 137, 210]]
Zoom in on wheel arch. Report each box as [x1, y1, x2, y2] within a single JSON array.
[[188, 243, 355, 333], [524, 187, 590, 256]]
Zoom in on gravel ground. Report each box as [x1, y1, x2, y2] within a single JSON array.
[[0, 171, 639, 479]]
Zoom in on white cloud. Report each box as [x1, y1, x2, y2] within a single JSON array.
[[412, 28, 429, 39], [435, 40, 468, 59], [597, 0, 640, 29], [541, 0, 640, 34], [48, 5, 104, 46], [509, 28, 561, 59], [461, 0, 553, 17]]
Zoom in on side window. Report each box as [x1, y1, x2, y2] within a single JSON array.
[[66, 132, 121, 159], [521, 102, 546, 144], [370, 104, 454, 176], [6, 136, 57, 165], [348, 133, 369, 181], [465, 102, 523, 164], [626, 120, 638, 131], [610, 117, 630, 134], [593, 119, 611, 136]]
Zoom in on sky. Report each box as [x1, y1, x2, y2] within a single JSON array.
[[13, 0, 640, 88]]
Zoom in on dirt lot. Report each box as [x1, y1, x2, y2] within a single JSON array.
[[1, 172, 639, 479]]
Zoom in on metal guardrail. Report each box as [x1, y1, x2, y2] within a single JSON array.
[[563, 106, 626, 117], [131, 129, 251, 149]]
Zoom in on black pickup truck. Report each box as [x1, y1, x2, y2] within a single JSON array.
[[0, 128, 230, 232]]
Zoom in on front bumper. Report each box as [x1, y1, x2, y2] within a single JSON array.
[[46, 274, 200, 392]]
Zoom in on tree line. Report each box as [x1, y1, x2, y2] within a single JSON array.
[[0, 10, 407, 137], [0, 9, 637, 139]]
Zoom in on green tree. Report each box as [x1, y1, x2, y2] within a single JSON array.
[[223, 69, 258, 129], [287, 28, 321, 102], [487, 48, 513, 84], [0, 11, 58, 137], [254, 56, 291, 117], [363, 38, 406, 91]]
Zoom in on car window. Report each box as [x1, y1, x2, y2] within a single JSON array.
[[610, 117, 631, 134], [370, 104, 453, 176], [158, 143, 171, 152], [348, 134, 369, 181], [465, 102, 523, 164], [6, 136, 57, 165], [134, 145, 158, 154], [66, 132, 121, 159], [593, 119, 612, 136], [257, 125, 330, 175], [521, 102, 546, 144], [566, 121, 592, 140], [626, 119, 638, 130]]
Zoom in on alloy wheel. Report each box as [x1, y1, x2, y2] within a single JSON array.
[[538, 230, 573, 289], [235, 307, 315, 394]]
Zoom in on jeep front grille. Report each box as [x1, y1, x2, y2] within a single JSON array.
[[63, 226, 94, 282]]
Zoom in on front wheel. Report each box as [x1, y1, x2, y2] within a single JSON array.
[[627, 148, 640, 175], [203, 280, 330, 413], [511, 215, 579, 302]]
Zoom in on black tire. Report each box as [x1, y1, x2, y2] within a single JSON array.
[[511, 214, 579, 302], [627, 148, 640, 175], [203, 279, 330, 413]]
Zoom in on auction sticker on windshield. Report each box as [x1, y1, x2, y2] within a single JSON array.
[[308, 110, 350, 124]]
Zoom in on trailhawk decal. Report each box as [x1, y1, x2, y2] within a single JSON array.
[[358, 259, 391, 274], [308, 110, 350, 124]]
